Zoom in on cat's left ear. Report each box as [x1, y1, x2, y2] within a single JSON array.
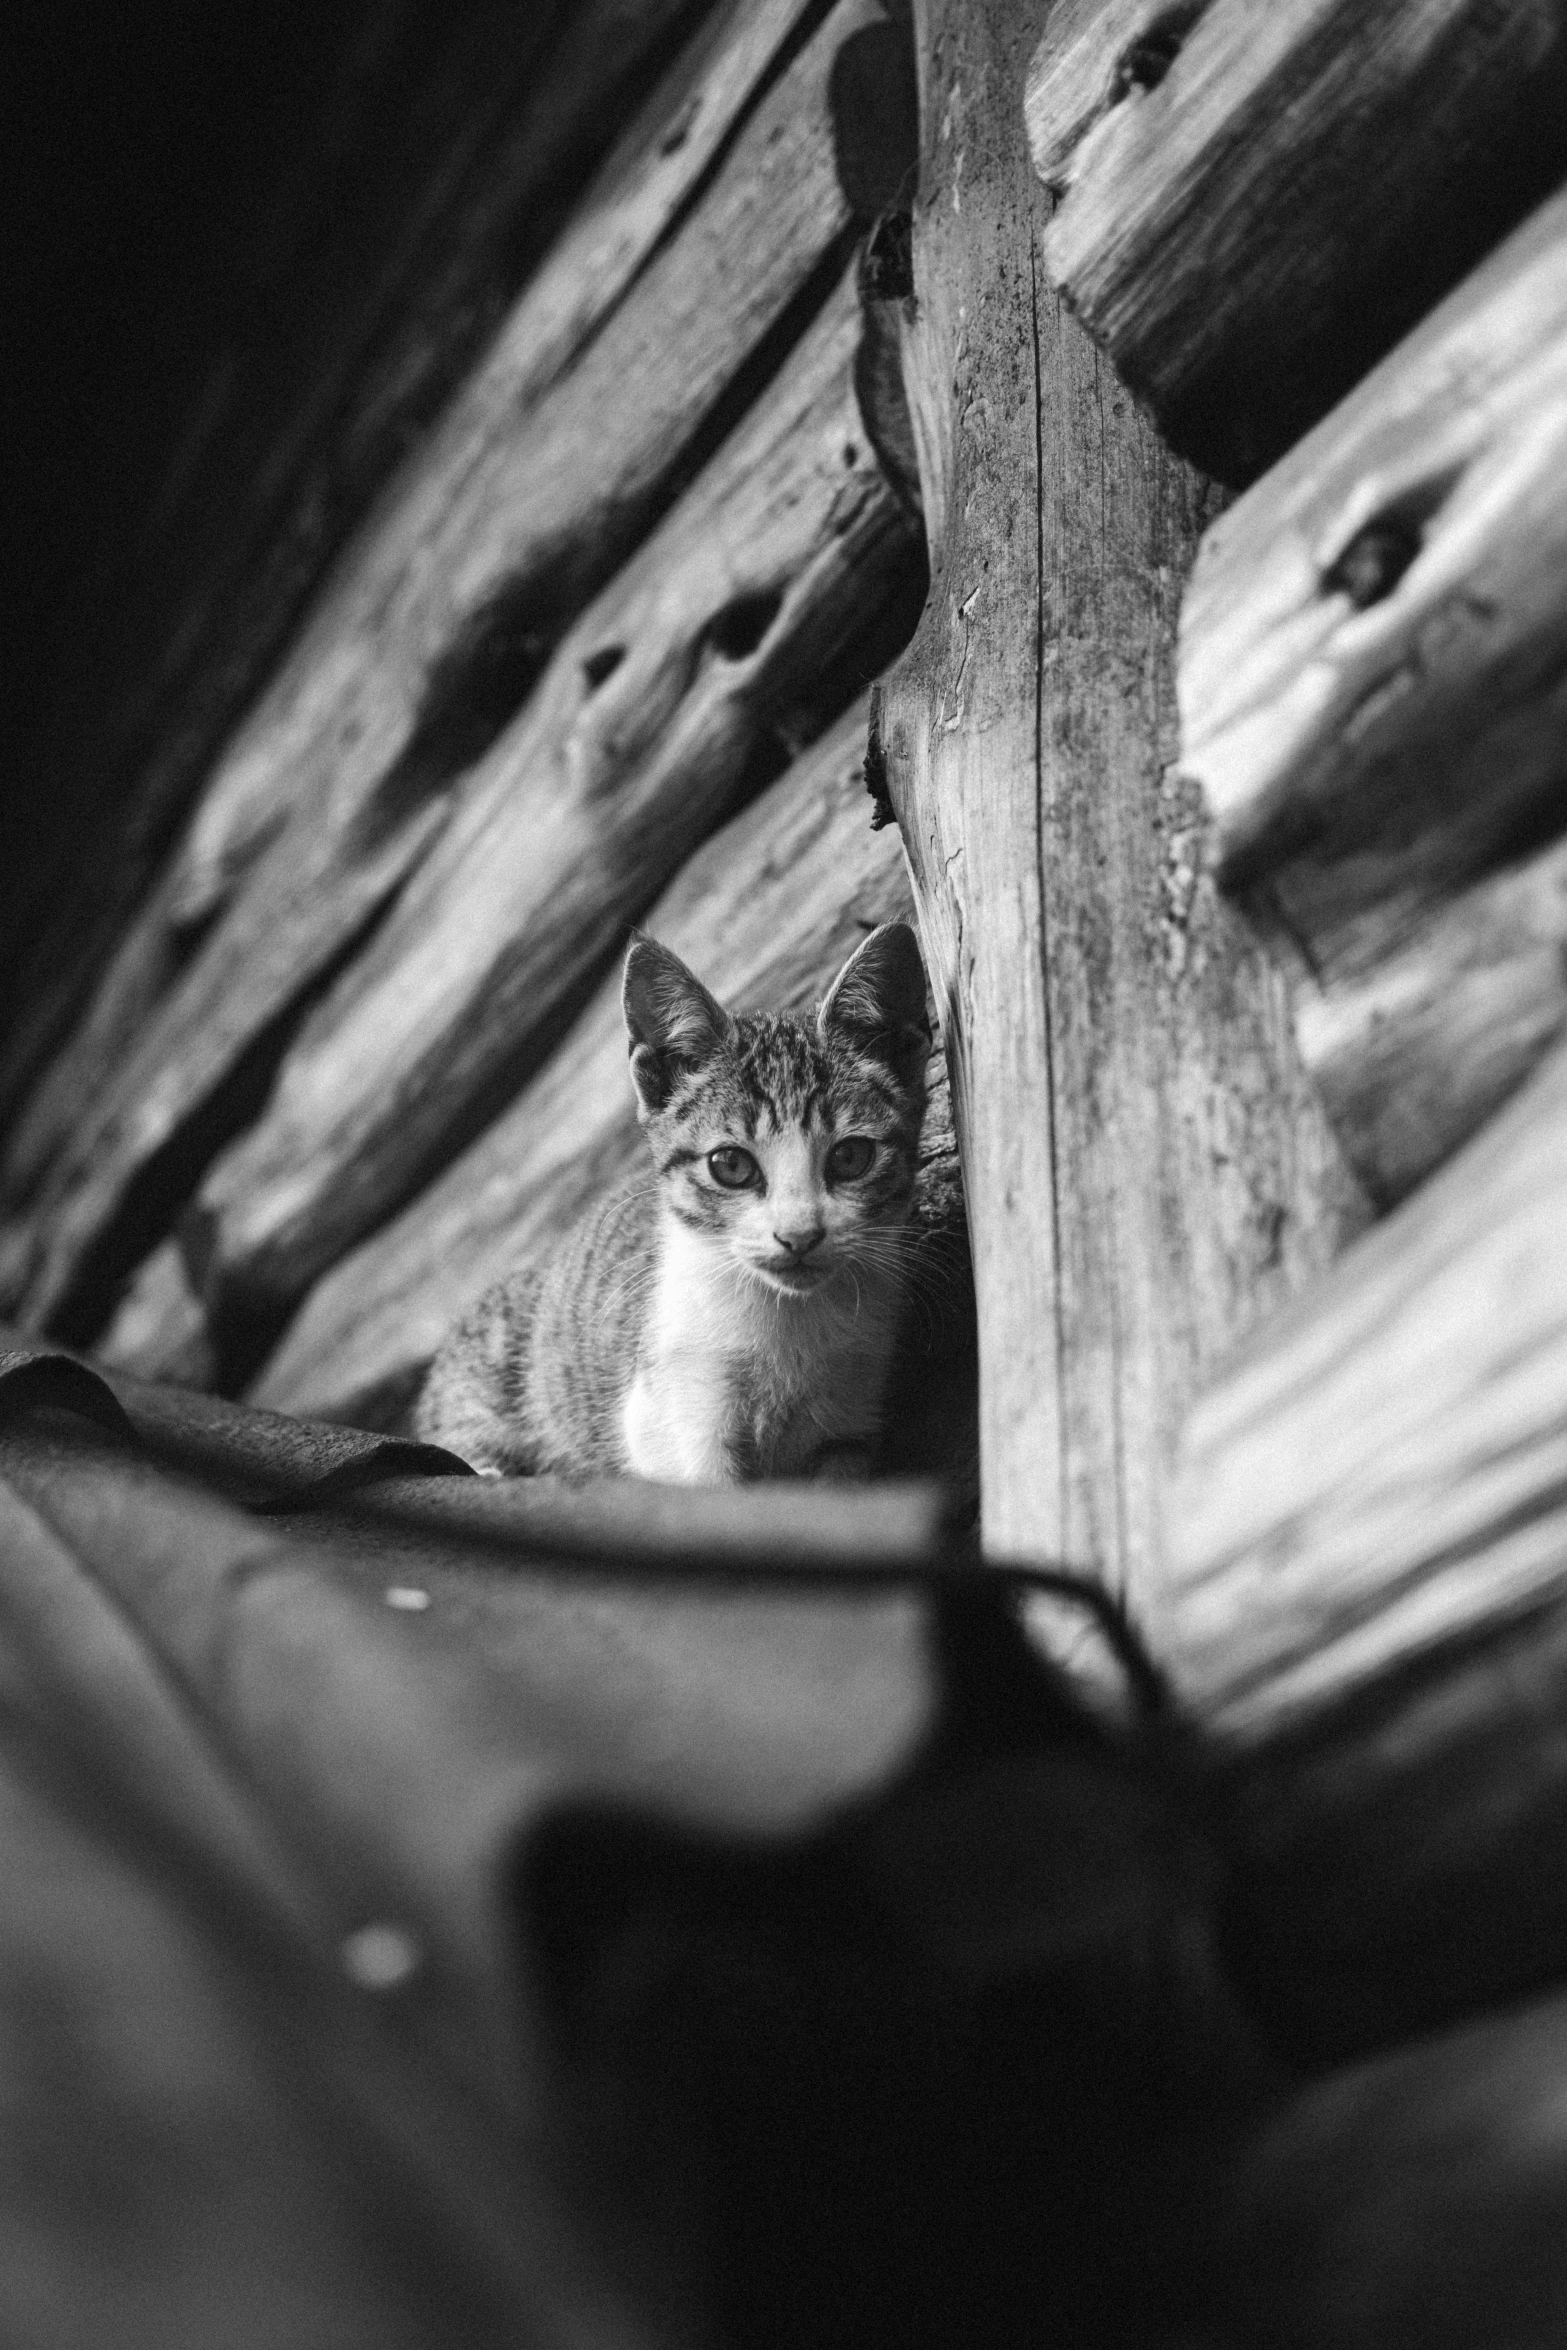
[[819, 922, 931, 1087], [623, 934, 734, 1118]]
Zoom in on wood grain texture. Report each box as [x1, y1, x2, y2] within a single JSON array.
[[167, 0, 844, 938], [1, 0, 885, 1341], [1295, 832, 1567, 1206], [1178, 185, 1567, 1203], [1027, 0, 1567, 482], [1148, 1019, 1567, 2051], [1145, 967, 1567, 2052], [880, 0, 1360, 1587], [155, 0, 880, 940], [1167, 1031, 1567, 1741], [236, 703, 951, 1426], [184, 279, 921, 1342], [0, 0, 722, 1177]]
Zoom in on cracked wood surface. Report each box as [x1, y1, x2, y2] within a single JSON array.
[[878, 0, 1359, 1591], [1179, 184, 1567, 1205], [1026, 0, 1567, 483]]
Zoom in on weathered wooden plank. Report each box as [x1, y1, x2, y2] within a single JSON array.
[[4, 0, 896, 1341], [182, 282, 920, 1347], [878, 0, 1360, 1585], [1152, 1031, 1567, 2045], [0, 0, 831, 1232], [1166, 1030, 1567, 1740], [1177, 185, 1567, 1202], [1294, 834, 1567, 1206], [229, 703, 949, 1425], [1, 0, 789, 1278], [1179, 184, 1567, 919], [1027, 0, 1567, 482], [168, 0, 851, 938], [0, 0, 724, 1175]]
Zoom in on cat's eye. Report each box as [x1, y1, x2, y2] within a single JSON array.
[[707, 1145, 759, 1190], [826, 1135, 877, 1182]]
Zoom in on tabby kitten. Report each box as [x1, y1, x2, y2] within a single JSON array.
[[415, 922, 932, 1482]]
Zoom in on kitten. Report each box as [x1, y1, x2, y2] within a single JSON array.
[[415, 923, 933, 1483]]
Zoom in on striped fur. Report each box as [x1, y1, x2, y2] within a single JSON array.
[[416, 924, 933, 1482]]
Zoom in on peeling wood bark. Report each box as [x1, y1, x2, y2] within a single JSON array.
[[1178, 186, 1567, 1203], [0, 0, 724, 1164], [6, 0, 911, 1342], [1026, 0, 1567, 482], [183, 279, 921, 1344], [228, 703, 952, 1426], [879, 0, 1359, 1587]]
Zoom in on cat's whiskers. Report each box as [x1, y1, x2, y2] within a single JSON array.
[[837, 1227, 961, 1343], [585, 1250, 658, 1339]]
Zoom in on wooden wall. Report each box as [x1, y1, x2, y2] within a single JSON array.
[[10, 2, 1567, 2332], [1, 0, 934, 1405]]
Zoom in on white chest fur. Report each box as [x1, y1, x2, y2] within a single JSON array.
[[621, 1216, 905, 1485]]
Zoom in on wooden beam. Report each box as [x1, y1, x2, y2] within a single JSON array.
[[1178, 184, 1567, 1203], [1168, 1030, 1567, 1736], [4, 0, 896, 1342], [1027, 0, 1567, 482], [879, 0, 1359, 1586], [224, 703, 953, 1426], [1163, 1034, 1567, 2044], [0, 0, 728, 1176], [1295, 833, 1567, 1206], [167, 0, 867, 942]]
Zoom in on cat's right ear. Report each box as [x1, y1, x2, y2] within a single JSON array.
[[819, 921, 930, 1087], [623, 935, 733, 1118]]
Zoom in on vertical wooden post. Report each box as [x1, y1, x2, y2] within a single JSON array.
[[881, 0, 1358, 1591]]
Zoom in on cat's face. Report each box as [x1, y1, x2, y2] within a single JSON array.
[[623, 926, 931, 1299]]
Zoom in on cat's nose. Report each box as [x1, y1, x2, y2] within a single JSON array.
[[773, 1223, 825, 1259]]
